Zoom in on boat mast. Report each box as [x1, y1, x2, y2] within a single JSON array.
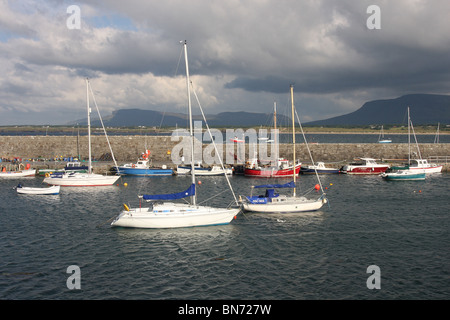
[[86, 78, 92, 174], [183, 40, 196, 205], [290, 85, 296, 197], [273, 101, 277, 153], [434, 122, 440, 143], [408, 107, 411, 166]]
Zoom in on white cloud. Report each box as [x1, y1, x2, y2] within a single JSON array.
[[0, 0, 449, 125]]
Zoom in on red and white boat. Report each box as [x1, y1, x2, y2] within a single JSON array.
[[244, 157, 301, 178], [407, 159, 442, 174], [340, 158, 389, 175]]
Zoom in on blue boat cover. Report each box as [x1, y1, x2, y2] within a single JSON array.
[[253, 181, 295, 189], [142, 184, 195, 200]]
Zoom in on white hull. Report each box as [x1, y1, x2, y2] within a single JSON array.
[[408, 166, 442, 174], [242, 196, 326, 213], [0, 169, 36, 178], [177, 165, 233, 176], [111, 203, 240, 228], [16, 185, 60, 195], [43, 173, 120, 186]]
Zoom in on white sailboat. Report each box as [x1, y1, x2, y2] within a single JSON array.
[[378, 125, 392, 143], [43, 79, 120, 187], [111, 41, 240, 229], [239, 85, 327, 213], [176, 163, 233, 176], [381, 107, 427, 180]]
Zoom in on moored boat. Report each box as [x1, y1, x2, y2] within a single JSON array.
[[64, 161, 88, 172], [244, 157, 301, 178], [240, 85, 328, 214], [407, 159, 442, 174], [378, 125, 392, 143], [340, 158, 389, 174], [0, 163, 36, 178], [111, 41, 240, 229], [43, 79, 120, 187], [16, 184, 60, 195], [300, 162, 340, 174], [240, 181, 327, 213], [117, 160, 173, 176], [116, 150, 173, 176], [380, 166, 426, 181], [177, 164, 232, 176]]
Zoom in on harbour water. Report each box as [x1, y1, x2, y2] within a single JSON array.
[[2, 130, 449, 144], [0, 172, 449, 300]]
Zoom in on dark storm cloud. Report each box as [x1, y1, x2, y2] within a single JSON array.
[[1, 0, 449, 125]]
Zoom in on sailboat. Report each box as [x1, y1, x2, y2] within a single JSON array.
[[43, 79, 120, 187], [244, 102, 301, 178], [381, 107, 426, 180], [111, 41, 240, 229], [239, 85, 327, 213], [378, 125, 392, 143]]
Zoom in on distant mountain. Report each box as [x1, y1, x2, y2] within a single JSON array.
[[70, 94, 450, 127], [305, 94, 450, 126], [72, 109, 292, 127]]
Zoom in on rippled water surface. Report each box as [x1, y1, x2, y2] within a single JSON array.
[[1, 173, 449, 300]]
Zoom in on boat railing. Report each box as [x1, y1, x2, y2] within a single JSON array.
[[427, 156, 450, 164]]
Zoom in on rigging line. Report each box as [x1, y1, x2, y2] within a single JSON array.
[[189, 81, 239, 206], [197, 188, 229, 205], [294, 107, 325, 195], [87, 80, 121, 180], [158, 42, 184, 131], [410, 116, 422, 160], [174, 44, 184, 77]]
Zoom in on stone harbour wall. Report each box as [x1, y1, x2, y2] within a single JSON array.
[[1, 135, 449, 171]]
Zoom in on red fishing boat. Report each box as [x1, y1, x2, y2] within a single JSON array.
[[340, 158, 389, 174], [244, 157, 301, 178]]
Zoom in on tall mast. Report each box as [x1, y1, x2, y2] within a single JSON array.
[[183, 40, 196, 205], [408, 106, 410, 165], [86, 78, 92, 174], [273, 101, 277, 147], [408, 107, 411, 165], [290, 85, 296, 197]]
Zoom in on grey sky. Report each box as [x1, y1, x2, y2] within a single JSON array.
[[0, 0, 449, 125]]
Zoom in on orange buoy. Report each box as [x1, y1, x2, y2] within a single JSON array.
[[314, 184, 320, 190]]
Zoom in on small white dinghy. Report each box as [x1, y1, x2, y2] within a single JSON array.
[[15, 184, 60, 195]]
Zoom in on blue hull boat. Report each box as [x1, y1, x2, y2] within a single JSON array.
[[117, 167, 173, 176]]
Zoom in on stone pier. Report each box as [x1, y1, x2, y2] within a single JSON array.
[[1, 135, 449, 172]]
